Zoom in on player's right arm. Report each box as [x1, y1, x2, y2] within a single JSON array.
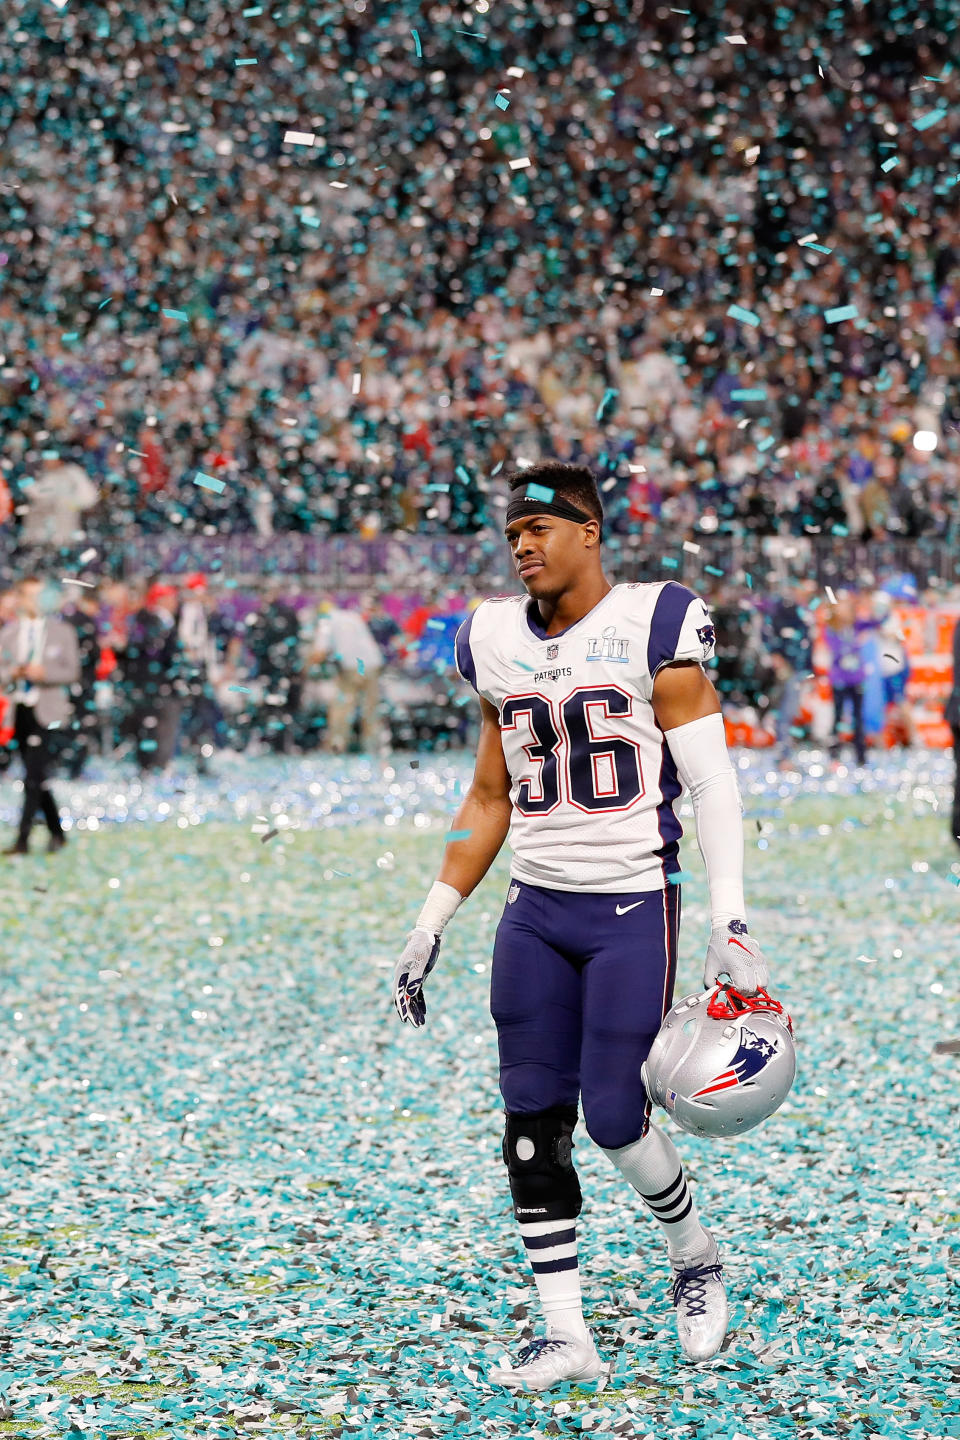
[[394, 695, 512, 1027], [437, 694, 512, 897]]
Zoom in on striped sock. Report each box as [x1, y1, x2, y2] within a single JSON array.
[[602, 1122, 708, 1261], [517, 1217, 591, 1344]]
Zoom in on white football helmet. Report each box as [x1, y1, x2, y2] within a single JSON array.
[[641, 984, 796, 1138]]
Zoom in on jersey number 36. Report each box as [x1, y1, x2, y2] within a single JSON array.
[[501, 686, 644, 815]]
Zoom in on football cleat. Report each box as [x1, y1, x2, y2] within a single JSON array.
[[488, 1331, 604, 1392], [671, 1233, 729, 1362]]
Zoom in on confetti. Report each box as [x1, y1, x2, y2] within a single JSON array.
[[494, 92, 510, 110], [525, 483, 555, 504], [508, 157, 531, 170], [730, 388, 767, 401], [881, 156, 901, 172], [411, 28, 422, 58], [234, 57, 258, 66], [825, 585, 838, 604], [444, 829, 473, 842], [161, 309, 189, 322], [914, 110, 947, 132], [284, 131, 316, 147], [193, 471, 226, 493], [727, 303, 761, 326], [725, 34, 747, 44], [823, 304, 859, 324], [352, 371, 362, 394], [650, 287, 664, 296]]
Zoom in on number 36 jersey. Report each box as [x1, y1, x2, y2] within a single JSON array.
[[454, 581, 717, 894]]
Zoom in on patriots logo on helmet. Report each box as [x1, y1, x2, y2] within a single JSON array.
[[691, 1027, 779, 1099], [696, 623, 716, 648]]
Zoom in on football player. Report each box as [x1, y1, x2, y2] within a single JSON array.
[[393, 462, 770, 1391]]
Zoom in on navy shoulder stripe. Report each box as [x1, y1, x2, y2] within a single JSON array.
[[647, 581, 698, 676], [454, 609, 479, 692]]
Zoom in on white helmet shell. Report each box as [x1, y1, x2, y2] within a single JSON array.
[[641, 985, 796, 1138]]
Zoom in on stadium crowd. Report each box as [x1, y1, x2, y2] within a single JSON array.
[[2, 1, 960, 555]]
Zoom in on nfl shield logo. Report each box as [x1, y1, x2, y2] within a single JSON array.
[[507, 883, 520, 904], [546, 643, 559, 660]]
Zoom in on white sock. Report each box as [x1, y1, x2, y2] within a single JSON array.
[[517, 1217, 592, 1345], [602, 1122, 709, 1261]]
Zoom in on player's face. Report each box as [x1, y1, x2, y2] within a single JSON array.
[[505, 515, 586, 598]]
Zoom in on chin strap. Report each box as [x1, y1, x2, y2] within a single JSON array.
[[707, 983, 794, 1034]]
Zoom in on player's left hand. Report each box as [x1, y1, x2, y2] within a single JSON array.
[[703, 920, 769, 996]]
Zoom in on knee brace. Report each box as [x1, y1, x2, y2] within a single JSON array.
[[502, 1106, 582, 1222]]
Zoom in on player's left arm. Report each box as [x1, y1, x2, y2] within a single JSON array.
[[652, 660, 770, 997]]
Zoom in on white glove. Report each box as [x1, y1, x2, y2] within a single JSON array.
[[704, 920, 769, 996], [393, 927, 442, 1028]]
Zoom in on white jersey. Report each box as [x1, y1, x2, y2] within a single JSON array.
[[454, 582, 716, 893]]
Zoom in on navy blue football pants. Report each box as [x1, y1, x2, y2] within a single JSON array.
[[491, 878, 680, 1150]]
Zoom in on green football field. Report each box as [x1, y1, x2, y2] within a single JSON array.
[[0, 753, 958, 1439]]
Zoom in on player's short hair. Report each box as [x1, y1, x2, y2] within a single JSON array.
[[505, 461, 604, 530]]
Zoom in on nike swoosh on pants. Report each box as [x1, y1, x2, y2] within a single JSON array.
[[615, 900, 645, 915]]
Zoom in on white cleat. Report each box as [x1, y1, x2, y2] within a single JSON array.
[[488, 1330, 604, 1392], [671, 1233, 729, 1362]]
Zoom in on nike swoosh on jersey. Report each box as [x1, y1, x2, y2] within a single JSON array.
[[615, 900, 646, 915]]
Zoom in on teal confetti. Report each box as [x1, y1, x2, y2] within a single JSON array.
[[824, 304, 859, 324], [596, 388, 618, 421], [756, 435, 776, 452], [655, 125, 675, 138], [228, 685, 250, 693], [800, 241, 833, 254], [745, 573, 753, 589], [162, 309, 189, 322], [61, 332, 78, 342], [243, 4, 263, 12], [704, 565, 724, 576], [494, 92, 510, 110], [668, 871, 696, 884], [914, 110, 947, 132], [455, 465, 472, 484], [525, 483, 555, 504], [727, 303, 760, 326], [357, 659, 365, 675], [97, 297, 112, 310], [730, 388, 767, 401], [193, 471, 226, 493], [445, 829, 473, 842], [234, 57, 258, 66], [881, 156, 900, 172], [411, 28, 422, 57], [662, 557, 679, 568], [301, 214, 321, 228]]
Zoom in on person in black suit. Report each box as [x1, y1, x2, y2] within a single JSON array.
[[118, 582, 184, 772], [945, 615, 960, 852], [64, 586, 102, 779]]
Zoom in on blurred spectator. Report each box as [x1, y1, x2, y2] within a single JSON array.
[[63, 583, 102, 779], [945, 616, 960, 852], [19, 453, 99, 549], [119, 582, 183, 772], [309, 596, 384, 754], [246, 578, 304, 752], [873, 590, 916, 749], [823, 593, 879, 766], [0, 575, 79, 854], [364, 593, 403, 667], [176, 573, 224, 773], [762, 580, 813, 762]]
